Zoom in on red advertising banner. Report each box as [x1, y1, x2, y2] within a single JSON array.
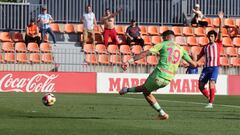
[[228, 75, 240, 95], [0, 72, 96, 93]]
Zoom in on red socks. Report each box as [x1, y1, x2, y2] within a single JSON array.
[[201, 89, 209, 99], [209, 88, 216, 103]]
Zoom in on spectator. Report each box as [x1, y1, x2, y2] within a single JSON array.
[[100, 8, 123, 47], [227, 27, 239, 38], [25, 19, 41, 46], [80, 5, 97, 46], [191, 4, 208, 27], [186, 53, 198, 74], [37, 7, 56, 45], [125, 19, 144, 47]]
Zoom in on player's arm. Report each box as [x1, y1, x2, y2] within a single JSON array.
[[218, 11, 224, 41], [196, 48, 204, 61], [182, 50, 198, 68]]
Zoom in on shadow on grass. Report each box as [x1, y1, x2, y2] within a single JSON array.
[[24, 115, 105, 120]]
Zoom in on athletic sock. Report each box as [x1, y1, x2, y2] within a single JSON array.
[[201, 89, 209, 99], [127, 87, 136, 92], [209, 88, 215, 103], [152, 102, 166, 116]]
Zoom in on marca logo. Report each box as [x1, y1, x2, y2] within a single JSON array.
[[170, 79, 200, 93], [0, 73, 58, 92], [109, 77, 146, 91]]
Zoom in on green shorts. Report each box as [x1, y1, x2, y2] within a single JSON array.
[[143, 69, 170, 92]]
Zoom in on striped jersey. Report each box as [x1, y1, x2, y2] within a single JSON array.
[[202, 40, 222, 67]]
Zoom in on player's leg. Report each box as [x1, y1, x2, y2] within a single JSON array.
[[198, 68, 210, 99], [207, 67, 219, 108]]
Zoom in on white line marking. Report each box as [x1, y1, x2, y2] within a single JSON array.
[[118, 97, 240, 109]]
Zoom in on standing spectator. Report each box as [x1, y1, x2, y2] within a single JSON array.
[[37, 7, 56, 45], [25, 19, 41, 46], [125, 19, 144, 47], [80, 5, 97, 46], [191, 4, 208, 27], [100, 8, 123, 47]]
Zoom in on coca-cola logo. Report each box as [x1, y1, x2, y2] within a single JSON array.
[[0, 73, 58, 92]]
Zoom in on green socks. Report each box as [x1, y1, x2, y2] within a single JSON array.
[[153, 102, 166, 115]]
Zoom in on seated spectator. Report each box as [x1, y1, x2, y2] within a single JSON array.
[[125, 19, 144, 47], [191, 4, 208, 27], [186, 53, 198, 74], [25, 19, 41, 46], [227, 26, 239, 38]]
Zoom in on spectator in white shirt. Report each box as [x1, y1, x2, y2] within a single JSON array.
[[191, 4, 208, 27]]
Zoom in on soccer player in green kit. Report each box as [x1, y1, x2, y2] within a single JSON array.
[[119, 30, 198, 120]]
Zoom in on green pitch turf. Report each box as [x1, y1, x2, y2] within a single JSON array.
[[0, 93, 240, 135]]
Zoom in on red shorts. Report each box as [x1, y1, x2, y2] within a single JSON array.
[[103, 28, 119, 47]]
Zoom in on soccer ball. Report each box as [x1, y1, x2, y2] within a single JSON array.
[[42, 93, 56, 106]]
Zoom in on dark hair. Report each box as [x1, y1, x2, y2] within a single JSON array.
[[130, 19, 136, 23], [162, 30, 175, 37], [207, 30, 217, 38], [30, 19, 35, 23], [105, 8, 110, 11]]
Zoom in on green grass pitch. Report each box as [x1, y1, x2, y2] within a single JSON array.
[[0, 93, 239, 135]]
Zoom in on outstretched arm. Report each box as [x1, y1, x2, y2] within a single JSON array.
[[218, 11, 224, 41], [101, 7, 123, 21]]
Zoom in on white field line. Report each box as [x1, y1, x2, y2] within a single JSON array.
[[118, 97, 240, 109]]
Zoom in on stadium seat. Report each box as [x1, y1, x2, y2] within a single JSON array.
[[147, 55, 158, 65], [198, 37, 209, 46], [203, 18, 213, 27], [135, 57, 146, 65], [83, 44, 95, 53], [77, 24, 84, 33], [94, 25, 102, 35], [16, 53, 28, 63], [205, 27, 215, 34], [40, 43, 52, 53], [187, 36, 198, 46], [95, 44, 107, 54], [0, 32, 12, 42], [27, 42, 40, 53], [232, 37, 240, 47], [64, 24, 75, 33], [120, 45, 131, 55], [1, 42, 14, 52], [159, 26, 169, 35], [143, 45, 153, 51], [235, 19, 240, 28], [115, 25, 125, 35], [182, 27, 194, 36], [98, 54, 110, 64], [107, 44, 120, 54], [110, 54, 122, 64], [122, 55, 131, 63], [182, 46, 189, 53], [15, 42, 27, 53], [220, 47, 226, 57], [175, 36, 187, 46], [41, 53, 53, 63], [30, 53, 41, 63], [190, 46, 202, 55], [222, 37, 233, 47], [95, 34, 103, 44], [220, 57, 229, 66], [142, 35, 151, 45], [148, 26, 159, 35], [212, 18, 220, 27], [224, 18, 235, 27], [138, 26, 147, 35], [226, 47, 238, 57], [12, 32, 24, 42], [0, 53, 4, 63], [171, 26, 182, 36], [85, 54, 98, 64], [151, 36, 162, 45], [230, 57, 240, 66], [131, 45, 142, 55], [4, 53, 15, 63], [221, 28, 229, 37], [194, 27, 205, 37], [50, 23, 60, 32]]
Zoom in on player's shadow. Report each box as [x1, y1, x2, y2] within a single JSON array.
[[26, 115, 105, 120]]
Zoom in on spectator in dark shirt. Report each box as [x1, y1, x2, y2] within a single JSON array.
[[125, 19, 144, 47]]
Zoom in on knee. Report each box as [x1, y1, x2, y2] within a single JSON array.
[[198, 83, 205, 91], [209, 81, 216, 89], [142, 86, 150, 96]]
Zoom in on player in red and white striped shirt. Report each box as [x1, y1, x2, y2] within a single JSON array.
[[196, 11, 223, 108]]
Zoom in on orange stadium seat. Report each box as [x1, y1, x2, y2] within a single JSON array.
[[64, 24, 75, 33], [15, 42, 27, 53], [235, 19, 240, 28], [4, 53, 15, 63], [224, 18, 235, 27], [205, 27, 215, 34], [98, 54, 109, 64], [85, 54, 98, 64], [194, 27, 205, 36], [230, 57, 240, 66], [95, 34, 103, 44], [232, 37, 240, 47], [27, 42, 40, 53], [95, 44, 107, 54], [159, 26, 169, 35], [0, 53, 4, 63], [115, 25, 125, 35], [122, 55, 131, 63], [138, 26, 147, 35], [12, 32, 24, 42], [107, 44, 120, 54], [83, 44, 95, 53], [171, 26, 182, 36], [226, 47, 238, 57], [131, 45, 142, 55], [50, 23, 60, 32], [110, 54, 122, 64], [0, 32, 12, 42], [212, 18, 220, 27], [182, 46, 189, 53], [77, 24, 84, 33], [220, 47, 226, 57], [30, 53, 41, 64], [187, 36, 198, 46], [41, 53, 53, 63], [135, 57, 146, 65], [182, 27, 194, 36], [1, 42, 14, 52], [94, 25, 102, 35], [16, 53, 28, 63], [203, 18, 213, 27], [120, 45, 131, 55], [198, 57, 205, 66], [222, 28, 229, 37], [175, 36, 187, 46], [40, 43, 52, 53], [148, 26, 159, 35], [151, 36, 162, 45], [142, 35, 151, 45], [198, 37, 209, 46], [147, 55, 158, 65], [222, 37, 233, 47], [143, 45, 153, 51], [220, 57, 229, 66], [190, 46, 202, 55]]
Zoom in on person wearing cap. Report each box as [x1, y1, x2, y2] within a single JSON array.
[[191, 4, 208, 27], [37, 7, 56, 45], [119, 30, 198, 120], [25, 19, 41, 46], [125, 19, 144, 47]]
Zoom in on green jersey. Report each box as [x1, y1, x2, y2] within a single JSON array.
[[149, 40, 192, 81]]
